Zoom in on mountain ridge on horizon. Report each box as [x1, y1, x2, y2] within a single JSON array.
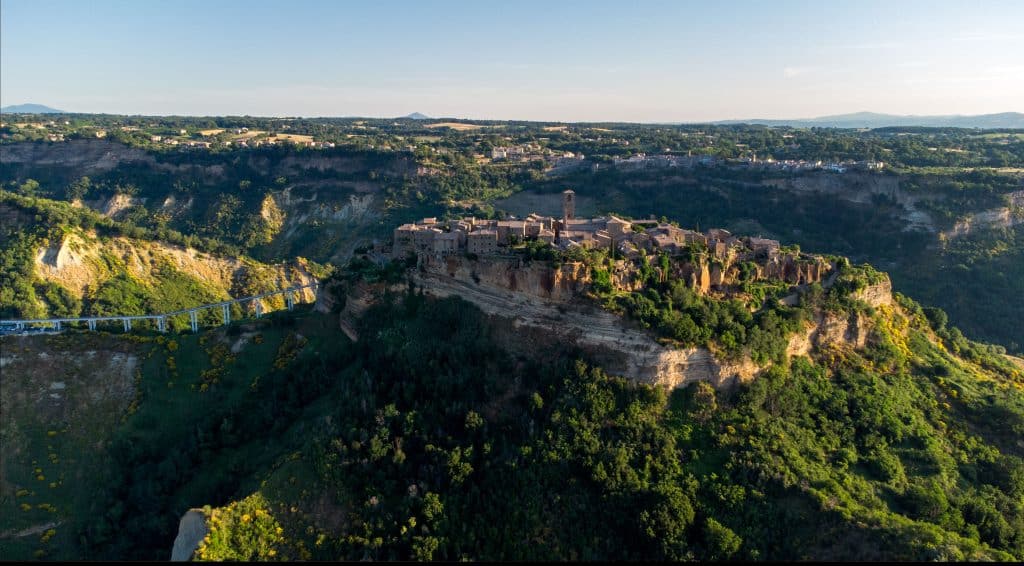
[[0, 103, 66, 114], [709, 111, 1024, 129], [2, 103, 1022, 129]]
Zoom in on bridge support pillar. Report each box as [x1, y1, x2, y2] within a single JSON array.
[[88, 320, 96, 331], [123, 319, 132, 332], [157, 316, 166, 332], [254, 299, 262, 318], [190, 310, 199, 333], [222, 304, 230, 326], [54, 321, 61, 331], [286, 292, 294, 311]]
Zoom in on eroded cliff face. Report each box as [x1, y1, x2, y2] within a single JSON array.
[[33, 230, 317, 308], [763, 172, 936, 232], [853, 278, 893, 308], [0, 140, 418, 180], [337, 264, 888, 391], [332, 279, 400, 341], [940, 205, 1024, 240], [419, 254, 591, 302], [415, 248, 831, 306], [406, 268, 760, 389], [671, 254, 831, 294]]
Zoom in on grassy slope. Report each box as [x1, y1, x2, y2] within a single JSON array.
[[0, 333, 145, 559], [0, 193, 316, 324]]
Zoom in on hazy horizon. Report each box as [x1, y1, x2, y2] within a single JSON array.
[[3, 105, 1024, 125], [2, 0, 1023, 121]]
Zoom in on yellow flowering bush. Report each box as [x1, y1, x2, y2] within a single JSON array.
[[195, 493, 285, 561]]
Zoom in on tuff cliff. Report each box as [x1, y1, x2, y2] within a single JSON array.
[[33, 229, 317, 308], [419, 254, 590, 302], [0, 139, 419, 180], [762, 172, 936, 232], [338, 255, 892, 390]]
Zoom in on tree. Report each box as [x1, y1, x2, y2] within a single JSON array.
[[704, 518, 742, 560], [66, 176, 92, 201], [18, 179, 40, 197], [923, 307, 948, 331]]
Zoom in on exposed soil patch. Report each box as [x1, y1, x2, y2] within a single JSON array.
[[0, 521, 60, 539]]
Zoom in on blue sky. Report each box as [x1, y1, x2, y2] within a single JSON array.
[[2, 0, 1022, 121]]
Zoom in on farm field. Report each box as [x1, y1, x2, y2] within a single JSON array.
[[424, 122, 485, 131]]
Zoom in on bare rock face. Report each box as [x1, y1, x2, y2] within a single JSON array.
[[336, 280, 402, 341], [637, 347, 760, 389], [340, 255, 883, 391], [813, 311, 872, 349], [420, 254, 590, 302], [762, 255, 830, 285], [769, 171, 935, 232], [786, 322, 816, 358], [404, 267, 761, 390], [315, 277, 345, 314], [33, 230, 316, 307], [707, 263, 724, 288], [611, 261, 645, 292], [170, 509, 209, 561], [853, 279, 893, 308]]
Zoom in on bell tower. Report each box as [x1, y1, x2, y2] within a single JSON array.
[[562, 189, 575, 223]]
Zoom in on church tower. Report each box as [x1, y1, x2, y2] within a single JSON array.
[[562, 189, 575, 223]]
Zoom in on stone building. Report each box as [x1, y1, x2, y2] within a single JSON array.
[[391, 195, 788, 271], [562, 189, 575, 222], [467, 230, 498, 255]]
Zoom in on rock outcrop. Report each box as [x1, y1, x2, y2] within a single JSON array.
[[419, 254, 590, 302], [765, 172, 936, 232], [853, 279, 893, 308], [407, 268, 759, 389], [940, 205, 1024, 240], [0, 139, 417, 180], [339, 257, 891, 391], [335, 280, 400, 341], [33, 230, 316, 308], [170, 509, 208, 561], [763, 255, 831, 285], [813, 311, 872, 349]]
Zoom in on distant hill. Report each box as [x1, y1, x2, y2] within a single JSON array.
[[0, 103, 66, 114], [712, 111, 1024, 129], [401, 112, 432, 120]]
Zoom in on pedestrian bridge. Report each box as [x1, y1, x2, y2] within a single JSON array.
[[0, 282, 319, 335]]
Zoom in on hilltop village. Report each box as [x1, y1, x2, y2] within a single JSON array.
[[391, 190, 829, 289], [394, 190, 786, 259], [386, 190, 836, 307]]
